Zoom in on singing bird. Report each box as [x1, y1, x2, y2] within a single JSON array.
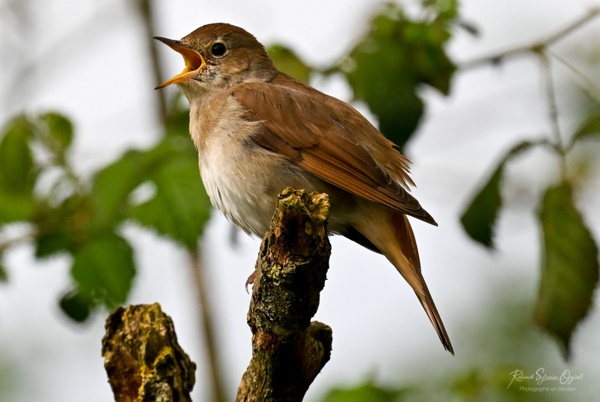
[[155, 23, 453, 354]]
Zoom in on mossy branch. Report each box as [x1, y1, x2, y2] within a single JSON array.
[[102, 303, 197, 402], [101, 189, 333, 401], [236, 188, 333, 402]]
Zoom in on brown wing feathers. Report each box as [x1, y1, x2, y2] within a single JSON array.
[[232, 80, 436, 225]]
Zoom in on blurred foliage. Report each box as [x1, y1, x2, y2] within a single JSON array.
[[0, 116, 36, 224], [0, 262, 7, 282], [570, 109, 600, 143], [460, 104, 600, 355], [534, 182, 599, 359], [0, 107, 212, 320], [319, 370, 544, 402], [0, 356, 19, 402], [456, 9, 600, 356], [268, 44, 312, 84], [460, 140, 542, 248], [337, 1, 457, 148], [319, 292, 572, 402], [270, 1, 460, 151], [321, 380, 408, 402]]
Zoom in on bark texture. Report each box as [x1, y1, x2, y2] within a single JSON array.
[[102, 303, 196, 402], [236, 188, 333, 402]]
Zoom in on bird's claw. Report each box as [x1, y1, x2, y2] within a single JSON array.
[[245, 270, 257, 293]]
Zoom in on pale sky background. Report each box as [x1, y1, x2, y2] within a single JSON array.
[[1, 0, 600, 401]]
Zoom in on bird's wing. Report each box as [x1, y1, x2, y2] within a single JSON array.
[[231, 78, 436, 225]]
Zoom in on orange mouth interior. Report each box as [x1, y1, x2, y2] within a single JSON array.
[[154, 37, 206, 89]]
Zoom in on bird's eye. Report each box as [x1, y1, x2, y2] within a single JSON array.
[[211, 42, 227, 57]]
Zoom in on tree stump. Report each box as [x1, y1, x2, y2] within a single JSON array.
[[102, 303, 196, 402]]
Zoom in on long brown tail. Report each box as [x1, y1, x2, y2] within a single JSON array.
[[392, 213, 454, 354], [415, 285, 454, 355], [354, 209, 454, 354]]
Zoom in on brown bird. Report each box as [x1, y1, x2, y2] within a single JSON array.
[[155, 23, 453, 354]]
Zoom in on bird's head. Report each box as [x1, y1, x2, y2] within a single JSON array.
[[155, 23, 275, 96]]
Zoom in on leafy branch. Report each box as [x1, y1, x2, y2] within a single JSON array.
[[0, 107, 212, 318], [459, 8, 600, 358], [460, 7, 600, 69]]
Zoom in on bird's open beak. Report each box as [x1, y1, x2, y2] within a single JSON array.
[[154, 37, 206, 89]]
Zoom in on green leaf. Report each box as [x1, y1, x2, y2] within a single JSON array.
[[268, 44, 312, 84], [34, 195, 92, 258], [89, 145, 172, 230], [165, 105, 192, 138], [90, 126, 209, 248], [460, 164, 503, 248], [35, 230, 74, 258], [90, 150, 146, 229], [71, 233, 135, 308], [534, 182, 599, 359], [130, 139, 212, 249], [0, 191, 37, 224], [570, 111, 600, 145], [460, 141, 539, 248], [40, 112, 74, 152], [0, 115, 35, 194], [0, 260, 7, 283], [429, 0, 460, 20], [59, 289, 93, 322], [0, 116, 37, 224], [321, 380, 406, 402], [339, 4, 456, 149]]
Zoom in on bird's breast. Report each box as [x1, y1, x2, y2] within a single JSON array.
[[190, 94, 357, 237], [198, 140, 287, 236], [191, 96, 295, 235]]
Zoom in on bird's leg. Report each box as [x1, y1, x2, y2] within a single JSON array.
[[245, 270, 257, 293]]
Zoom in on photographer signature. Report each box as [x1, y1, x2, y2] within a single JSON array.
[[507, 368, 583, 389]]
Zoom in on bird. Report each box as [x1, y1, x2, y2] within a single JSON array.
[[154, 23, 453, 355]]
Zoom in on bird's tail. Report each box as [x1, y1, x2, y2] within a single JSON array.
[[356, 210, 454, 355], [391, 213, 454, 355], [415, 284, 454, 355]]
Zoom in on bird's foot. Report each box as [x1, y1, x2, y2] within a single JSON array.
[[245, 270, 257, 293]]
